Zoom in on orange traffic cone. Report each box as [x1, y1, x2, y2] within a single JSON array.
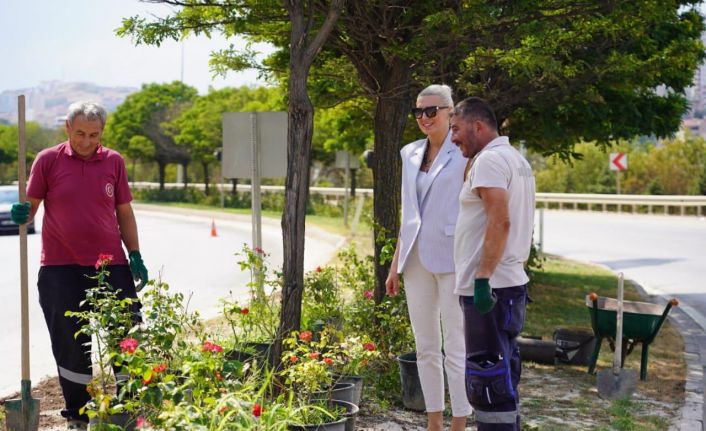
[[210, 219, 218, 237]]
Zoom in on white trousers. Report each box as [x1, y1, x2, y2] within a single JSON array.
[[403, 245, 472, 417]]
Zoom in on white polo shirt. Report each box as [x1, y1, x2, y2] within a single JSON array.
[[453, 136, 536, 296]]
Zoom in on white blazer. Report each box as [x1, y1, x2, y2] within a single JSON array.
[[397, 132, 468, 274]]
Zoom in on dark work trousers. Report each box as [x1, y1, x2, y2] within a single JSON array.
[[460, 285, 528, 431], [37, 265, 141, 422]]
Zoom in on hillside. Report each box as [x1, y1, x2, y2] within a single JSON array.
[[0, 81, 137, 127]]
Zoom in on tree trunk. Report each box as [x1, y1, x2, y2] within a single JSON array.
[[371, 61, 413, 304], [350, 168, 356, 197], [276, 61, 314, 366], [274, 0, 343, 370], [182, 162, 189, 190], [158, 161, 166, 191], [203, 162, 210, 196]]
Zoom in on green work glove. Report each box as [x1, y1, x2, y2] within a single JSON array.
[[129, 250, 148, 292], [474, 278, 497, 314], [10, 202, 30, 225]]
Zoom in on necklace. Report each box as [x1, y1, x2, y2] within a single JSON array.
[[420, 141, 434, 172]]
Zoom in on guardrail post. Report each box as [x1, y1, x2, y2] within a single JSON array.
[[538, 208, 544, 254]]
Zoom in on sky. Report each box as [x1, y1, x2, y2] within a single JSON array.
[[0, 0, 272, 94]]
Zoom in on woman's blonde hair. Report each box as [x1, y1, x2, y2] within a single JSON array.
[[417, 84, 454, 108]]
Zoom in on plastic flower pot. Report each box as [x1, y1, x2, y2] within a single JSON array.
[[333, 374, 363, 406], [288, 400, 357, 431], [310, 382, 356, 404], [88, 412, 135, 431], [225, 341, 274, 365], [396, 351, 426, 412], [334, 399, 359, 431]]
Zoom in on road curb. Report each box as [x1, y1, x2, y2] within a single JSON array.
[[631, 282, 704, 431]]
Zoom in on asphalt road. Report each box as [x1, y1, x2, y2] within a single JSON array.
[[538, 210, 706, 330], [0, 207, 342, 396]]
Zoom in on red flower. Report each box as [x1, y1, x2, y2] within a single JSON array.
[[308, 352, 320, 360], [363, 342, 375, 352], [219, 405, 229, 415], [298, 331, 313, 343], [120, 338, 138, 354], [215, 371, 223, 381], [289, 355, 299, 363], [142, 375, 153, 385], [153, 363, 168, 373], [94, 253, 114, 270], [252, 403, 262, 417], [240, 307, 250, 315], [202, 341, 224, 353], [364, 290, 374, 300], [255, 247, 264, 254], [136, 416, 148, 428], [316, 266, 322, 273], [323, 357, 334, 366]]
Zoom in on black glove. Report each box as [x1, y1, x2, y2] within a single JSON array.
[[128, 250, 148, 292], [474, 278, 497, 314]]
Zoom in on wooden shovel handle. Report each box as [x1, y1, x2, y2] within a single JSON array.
[[18, 95, 30, 381]]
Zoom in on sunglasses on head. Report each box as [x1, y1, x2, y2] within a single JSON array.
[[411, 106, 449, 119]]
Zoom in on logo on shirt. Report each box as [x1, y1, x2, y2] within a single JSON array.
[[105, 183, 114, 198]]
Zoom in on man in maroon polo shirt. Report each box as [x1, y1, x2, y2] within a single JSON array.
[[11, 101, 148, 430]]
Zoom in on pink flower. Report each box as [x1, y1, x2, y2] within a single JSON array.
[[202, 341, 224, 353], [252, 402, 262, 417], [323, 357, 334, 366], [364, 290, 374, 300], [255, 247, 264, 254], [308, 352, 320, 360], [299, 331, 313, 343], [363, 342, 375, 352], [94, 253, 114, 270], [136, 416, 148, 428], [240, 307, 250, 315], [120, 338, 138, 354], [289, 355, 299, 363]]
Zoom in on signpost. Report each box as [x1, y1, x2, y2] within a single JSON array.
[[335, 150, 360, 226], [222, 112, 287, 254], [609, 152, 628, 194]]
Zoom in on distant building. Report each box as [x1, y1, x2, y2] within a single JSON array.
[[0, 81, 136, 127]]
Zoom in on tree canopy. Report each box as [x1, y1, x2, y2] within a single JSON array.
[[103, 81, 199, 188]]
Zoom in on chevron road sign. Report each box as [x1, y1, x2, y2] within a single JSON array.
[[609, 152, 628, 172]]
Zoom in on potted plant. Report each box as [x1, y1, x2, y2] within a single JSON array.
[[65, 254, 140, 430], [329, 334, 379, 407], [223, 245, 280, 365], [280, 331, 355, 430]]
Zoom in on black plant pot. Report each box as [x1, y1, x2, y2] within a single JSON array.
[[333, 374, 363, 407], [310, 382, 356, 404], [397, 352, 426, 412], [88, 412, 135, 431], [288, 400, 358, 431]]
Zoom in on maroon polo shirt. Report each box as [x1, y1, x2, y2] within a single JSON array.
[[27, 141, 132, 266]]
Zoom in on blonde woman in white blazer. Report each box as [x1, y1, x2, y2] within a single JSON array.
[[386, 84, 471, 431]]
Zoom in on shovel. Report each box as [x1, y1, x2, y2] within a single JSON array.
[[597, 272, 638, 400], [5, 95, 40, 431]]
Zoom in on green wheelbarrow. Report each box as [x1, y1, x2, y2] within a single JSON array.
[[586, 292, 678, 381]]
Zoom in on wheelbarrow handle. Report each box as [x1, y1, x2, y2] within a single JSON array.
[[645, 298, 678, 344], [588, 292, 600, 335]]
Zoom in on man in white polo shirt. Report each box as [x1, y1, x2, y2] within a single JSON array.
[[450, 97, 535, 430]]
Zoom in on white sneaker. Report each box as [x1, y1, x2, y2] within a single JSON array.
[[66, 419, 88, 430]]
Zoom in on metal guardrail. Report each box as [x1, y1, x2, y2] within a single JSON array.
[[131, 182, 706, 216], [535, 192, 706, 216]]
